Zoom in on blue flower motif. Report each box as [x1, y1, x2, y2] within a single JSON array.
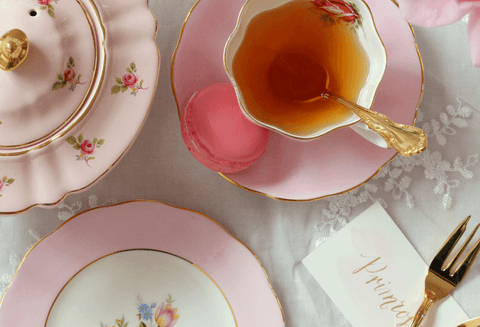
[[138, 303, 149, 313], [151, 303, 157, 308], [141, 307, 153, 320]]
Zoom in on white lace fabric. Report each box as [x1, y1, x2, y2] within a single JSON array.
[[315, 72, 479, 243], [1, 6, 480, 327]]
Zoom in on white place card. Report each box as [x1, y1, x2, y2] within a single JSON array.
[[302, 202, 470, 327]]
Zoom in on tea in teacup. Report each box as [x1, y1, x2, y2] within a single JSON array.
[[225, 0, 387, 142]]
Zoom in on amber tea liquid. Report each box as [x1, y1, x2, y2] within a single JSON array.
[[232, 0, 370, 137]]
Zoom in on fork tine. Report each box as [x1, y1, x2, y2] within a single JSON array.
[[445, 223, 479, 273], [453, 224, 480, 282], [431, 216, 470, 270]]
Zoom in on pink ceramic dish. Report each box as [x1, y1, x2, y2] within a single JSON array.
[[0, 201, 285, 326], [171, 0, 423, 201], [0, 0, 159, 213]]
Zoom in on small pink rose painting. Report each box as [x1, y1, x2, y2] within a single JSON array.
[[0, 176, 14, 197], [112, 62, 148, 96], [66, 133, 105, 168], [311, 0, 362, 29], [34, 0, 58, 18], [53, 57, 86, 91]]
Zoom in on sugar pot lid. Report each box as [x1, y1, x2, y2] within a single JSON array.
[[0, 1, 105, 155]]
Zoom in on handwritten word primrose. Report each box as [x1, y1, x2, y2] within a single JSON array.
[[352, 254, 414, 327]]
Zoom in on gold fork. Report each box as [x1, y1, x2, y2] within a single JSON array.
[[410, 216, 480, 327], [456, 316, 480, 327]]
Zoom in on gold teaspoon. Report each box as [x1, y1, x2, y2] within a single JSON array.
[[269, 53, 427, 157]]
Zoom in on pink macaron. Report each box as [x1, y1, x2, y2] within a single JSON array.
[[181, 83, 270, 173]]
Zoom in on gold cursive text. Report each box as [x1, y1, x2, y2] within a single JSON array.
[[352, 254, 413, 326]]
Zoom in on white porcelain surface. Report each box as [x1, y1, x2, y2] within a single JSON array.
[[47, 250, 236, 327]]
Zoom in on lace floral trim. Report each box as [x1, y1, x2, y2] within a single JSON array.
[[0, 195, 117, 295], [315, 98, 478, 247], [0, 254, 20, 296], [57, 195, 117, 221]]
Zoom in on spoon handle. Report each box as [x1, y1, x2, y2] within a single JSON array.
[[323, 90, 427, 157]]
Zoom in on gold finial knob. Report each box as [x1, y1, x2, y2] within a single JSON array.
[[0, 29, 29, 72]]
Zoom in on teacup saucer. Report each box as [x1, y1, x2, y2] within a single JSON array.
[[172, 0, 423, 201]]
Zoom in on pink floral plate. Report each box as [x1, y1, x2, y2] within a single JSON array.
[[0, 201, 285, 326], [0, 0, 159, 213], [171, 0, 423, 201]]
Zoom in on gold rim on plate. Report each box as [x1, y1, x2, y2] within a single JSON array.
[[170, 0, 424, 202], [0, 0, 160, 215], [0, 200, 285, 326], [0, 0, 103, 156], [44, 249, 238, 327]]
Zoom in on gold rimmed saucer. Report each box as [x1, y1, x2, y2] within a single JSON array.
[[171, 0, 424, 202]]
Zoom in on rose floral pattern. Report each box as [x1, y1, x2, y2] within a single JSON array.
[[66, 133, 105, 167], [311, 0, 362, 29], [153, 296, 180, 327], [53, 57, 85, 91], [112, 62, 148, 96], [33, 0, 58, 18], [100, 295, 180, 327], [0, 176, 14, 197]]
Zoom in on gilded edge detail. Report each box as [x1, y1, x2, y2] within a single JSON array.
[[0, 1, 99, 154], [44, 249, 237, 327], [170, 0, 424, 202], [0, 0, 160, 214], [0, 200, 284, 327]]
